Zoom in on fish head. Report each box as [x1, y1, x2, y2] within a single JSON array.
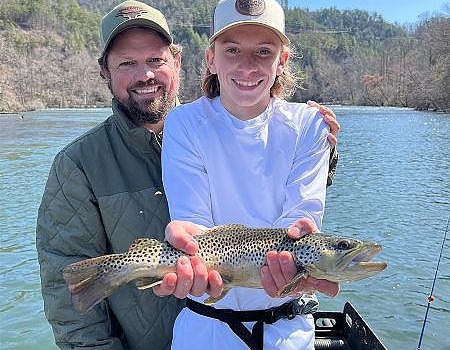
[[298, 234, 387, 282]]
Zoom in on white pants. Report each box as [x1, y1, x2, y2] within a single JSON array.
[[171, 307, 315, 350]]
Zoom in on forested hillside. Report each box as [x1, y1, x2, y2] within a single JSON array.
[[0, 0, 448, 112]]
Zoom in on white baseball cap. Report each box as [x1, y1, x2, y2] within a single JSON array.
[[210, 0, 290, 44]]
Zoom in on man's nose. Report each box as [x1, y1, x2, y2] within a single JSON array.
[[136, 65, 156, 81]]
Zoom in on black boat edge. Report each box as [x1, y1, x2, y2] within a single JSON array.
[[314, 302, 387, 350]]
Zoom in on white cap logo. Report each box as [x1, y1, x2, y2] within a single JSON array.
[[235, 0, 266, 16]]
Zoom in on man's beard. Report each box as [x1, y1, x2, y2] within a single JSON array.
[[117, 86, 174, 127]]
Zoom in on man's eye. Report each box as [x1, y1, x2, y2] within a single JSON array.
[[119, 61, 134, 67], [148, 58, 165, 65]]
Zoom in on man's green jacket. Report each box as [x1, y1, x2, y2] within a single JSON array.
[[36, 99, 184, 350]]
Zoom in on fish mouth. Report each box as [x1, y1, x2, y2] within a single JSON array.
[[334, 243, 387, 282], [352, 243, 382, 263]]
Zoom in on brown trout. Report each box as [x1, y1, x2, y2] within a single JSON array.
[[63, 224, 387, 313]]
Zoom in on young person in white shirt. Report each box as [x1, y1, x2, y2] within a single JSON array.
[[160, 0, 339, 348]]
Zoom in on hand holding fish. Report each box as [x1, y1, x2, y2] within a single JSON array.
[[261, 218, 340, 298], [152, 220, 223, 299], [153, 218, 340, 300]]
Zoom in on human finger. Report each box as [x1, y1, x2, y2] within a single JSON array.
[[165, 220, 200, 255], [189, 256, 209, 297], [307, 100, 336, 119], [322, 113, 340, 137], [173, 256, 194, 299], [321, 112, 340, 148], [307, 100, 340, 146], [265, 251, 288, 291], [261, 265, 278, 297], [206, 270, 224, 299], [278, 251, 297, 282], [300, 277, 340, 297], [152, 273, 177, 297], [315, 279, 340, 297], [287, 218, 318, 239], [327, 133, 337, 146]]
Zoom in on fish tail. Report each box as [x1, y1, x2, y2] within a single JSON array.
[[62, 255, 129, 314]]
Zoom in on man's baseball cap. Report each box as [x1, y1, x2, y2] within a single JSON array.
[[99, 0, 172, 59], [210, 0, 290, 45]]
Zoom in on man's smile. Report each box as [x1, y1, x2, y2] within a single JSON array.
[[132, 85, 160, 95]]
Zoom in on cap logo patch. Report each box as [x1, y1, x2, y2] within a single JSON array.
[[235, 0, 265, 16], [116, 6, 147, 19]]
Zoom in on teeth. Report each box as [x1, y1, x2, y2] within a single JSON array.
[[235, 80, 258, 87], [135, 86, 158, 94]]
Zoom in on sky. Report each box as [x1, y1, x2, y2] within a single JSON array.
[[288, 0, 449, 24]]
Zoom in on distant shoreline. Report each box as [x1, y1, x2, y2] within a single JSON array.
[[2, 104, 448, 115], [0, 104, 112, 115]]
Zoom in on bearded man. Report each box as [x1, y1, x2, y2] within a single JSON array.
[[36, 2, 186, 349]]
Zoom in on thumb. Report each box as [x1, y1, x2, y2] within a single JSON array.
[[288, 218, 318, 239]]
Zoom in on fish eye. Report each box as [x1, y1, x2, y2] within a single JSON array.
[[336, 240, 352, 250]]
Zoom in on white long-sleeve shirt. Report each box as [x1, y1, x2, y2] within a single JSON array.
[[162, 96, 330, 349]]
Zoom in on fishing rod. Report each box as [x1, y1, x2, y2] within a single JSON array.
[[417, 215, 449, 350]]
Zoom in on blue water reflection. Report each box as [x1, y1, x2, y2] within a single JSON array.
[[0, 106, 448, 349]]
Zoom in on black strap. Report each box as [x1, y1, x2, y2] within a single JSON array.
[[186, 298, 318, 350], [186, 298, 260, 349]]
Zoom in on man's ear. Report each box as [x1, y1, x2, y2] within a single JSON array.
[[100, 66, 111, 80], [174, 50, 182, 71]]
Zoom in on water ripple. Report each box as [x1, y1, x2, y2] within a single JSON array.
[[1, 107, 449, 350]]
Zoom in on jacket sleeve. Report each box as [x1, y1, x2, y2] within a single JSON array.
[[327, 145, 339, 187], [36, 151, 125, 350]]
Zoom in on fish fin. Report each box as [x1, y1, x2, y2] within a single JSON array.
[[63, 255, 128, 314], [204, 287, 230, 304], [205, 224, 248, 234], [135, 277, 162, 290], [128, 238, 159, 251], [279, 267, 308, 297]]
